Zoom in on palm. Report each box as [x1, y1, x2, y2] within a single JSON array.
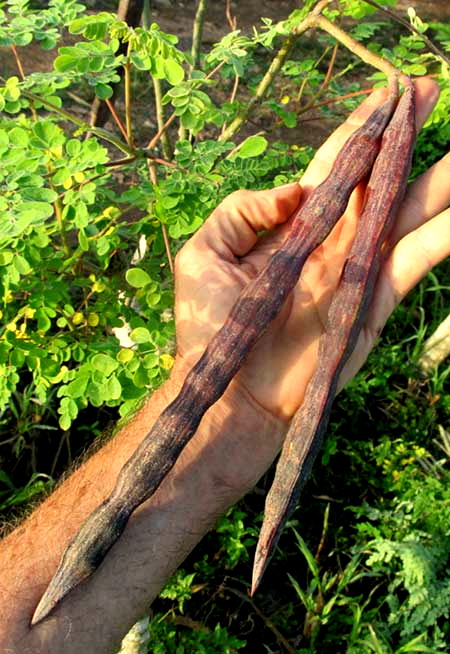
[[175, 77, 449, 421]]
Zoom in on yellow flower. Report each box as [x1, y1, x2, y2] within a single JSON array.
[[160, 353, 174, 370], [25, 307, 36, 319], [72, 312, 84, 325], [87, 313, 99, 327]]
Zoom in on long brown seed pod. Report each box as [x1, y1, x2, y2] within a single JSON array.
[[31, 80, 399, 626], [251, 79, 416, 595]]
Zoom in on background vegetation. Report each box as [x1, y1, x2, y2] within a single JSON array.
[[0, 0, 449, 651]]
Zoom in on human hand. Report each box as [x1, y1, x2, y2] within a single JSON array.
[[174, 77, 449, 425]]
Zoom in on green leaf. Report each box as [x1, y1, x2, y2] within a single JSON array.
[[53, 54, 75, 72], [95, 82, 113, 100], [58, 397, 78, 430], [126, 267, 152, 288], [0, 251, 14, 266], [163, 59, 184, 85], [65, 375, 89, 399], [234, 135, 268, 159], [0, 129, 9, 153], [35, 308, 51, 332], [22, 187, 58, 203], [9, 126, 29, 147], [13, 254, 31, 275], [117, 349, 135, 363], [130, 327, 152, 344], [16, 201, 54, 222], [91, 353, 119, 375], [78, 228, 89, 252], [106, 375, 122, 400]]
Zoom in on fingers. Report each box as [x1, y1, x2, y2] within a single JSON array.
[[390, 207, 450, 304], [361, 151, 450, 342], [189, 183, 302, 261], [391, 150, 450, 243], [301, 77, 440, 190]]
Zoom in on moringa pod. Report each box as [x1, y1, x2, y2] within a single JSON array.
[[252, 78, 416, 594]]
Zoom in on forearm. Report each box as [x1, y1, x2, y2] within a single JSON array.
[[0, 362, 285, 654]]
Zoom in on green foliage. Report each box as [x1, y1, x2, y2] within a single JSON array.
[[0, 0, 449, 651], [147, 616, 246, 654], [159, 569, 197, 614], [215, 507, 258, 568], [355, 470, 450, 646], [0, 0, 85, 49]]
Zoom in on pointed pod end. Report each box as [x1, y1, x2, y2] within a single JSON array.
[[251, 522, 283, 597], [30, 556, 85, 627], [250, 554, 267, 597], [31, 590, 58, 626]]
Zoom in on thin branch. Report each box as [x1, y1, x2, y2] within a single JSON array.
[[153, 78, 174, 159], [145, 61, 225, 152], [191, 0, 208, 70], [147, 160, 174, 273], [19, 90, 135, 155], [124, 43, 134, 148], [308, 86, 373, 109], [219, 0, 333, 142], [308, 15, 398, 78], [224, 584, 298, 654], [362, 0, 450, 66], [219, 31, 297, 142], [11, 44, 26, 80], [294, 42, 339, 116], [105, 97, 129, 141], [323, 41, 338, 87], [11, 45, 39, 122], [226, 0, 237, 31], [141, 1, 173, 158]]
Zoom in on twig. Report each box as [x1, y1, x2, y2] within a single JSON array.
[[11, 44, 38, 122], [294, 41, 339, 116], [224, 584, 298, 654], [20, 90, 135, 155], [226, 0, 237, 31], [180, 0, 209, 141], [310, 86, 373, 109], [124, 44, 134, 148], [146, 61, 224, 151], [362, 0, 450, 66], [147, 160, 174, 273], [105, 98, 129, 141], [308, 15, 398, 78], [219, 31, 297, 142], [141, 2, 173, 158], [11, 44, 26, 81], [146, 112, 177, 151], [191, 0, 208, 70], [153, 78, 174, 159]]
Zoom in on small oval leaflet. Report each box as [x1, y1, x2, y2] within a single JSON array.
[[126, 267, 152, 288]]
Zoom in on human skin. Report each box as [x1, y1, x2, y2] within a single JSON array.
[[0, 77, 449, 654]]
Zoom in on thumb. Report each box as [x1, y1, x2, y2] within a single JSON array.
[[193, 183, 302, 260]]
